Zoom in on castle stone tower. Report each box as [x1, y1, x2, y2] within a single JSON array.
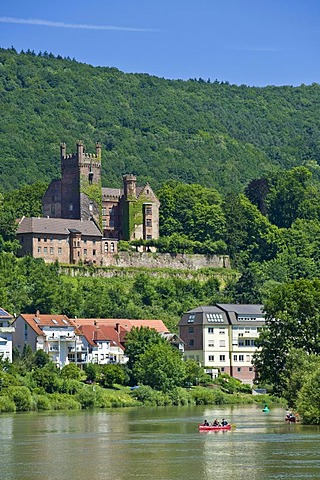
[[60, 141, 102, 225]]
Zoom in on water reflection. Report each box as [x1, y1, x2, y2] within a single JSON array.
[[0, 406, 319, 480]]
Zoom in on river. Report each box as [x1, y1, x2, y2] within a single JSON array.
[[0, 405, 319, 480]]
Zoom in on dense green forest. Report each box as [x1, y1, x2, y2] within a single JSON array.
[[2, 47, 320, 192]]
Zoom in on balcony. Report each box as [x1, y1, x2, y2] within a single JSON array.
[[0, 326, 15, 333]]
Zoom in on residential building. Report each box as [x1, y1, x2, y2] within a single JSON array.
[[13, 312, 78, 367], [178, 304, 265, 384], [0, 308, 15, 362], [16, 217, 113, 265]]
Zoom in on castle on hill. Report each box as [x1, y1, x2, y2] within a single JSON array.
[[16, 141, 160, 265]]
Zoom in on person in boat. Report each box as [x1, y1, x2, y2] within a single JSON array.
[[221, 418, 229, 426], [203, 419, 209, 426], [212, 418, 220, 426], [286, 412, 296, 421]]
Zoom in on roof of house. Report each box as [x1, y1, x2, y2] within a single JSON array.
[[69, 318, 169, 335], [16, 217, 102, 237], [0, 307, 13, 319], [77, 324, 125, 350], [102, 187, 122, 199], [15, 313, 73, 336], [216, 304, 264, 315]]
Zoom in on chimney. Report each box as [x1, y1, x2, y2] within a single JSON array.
[[77, 140, 84, 159], [115, 323, 120, 333], [95, 142, 102, 160], [35, 310, 40, 318]]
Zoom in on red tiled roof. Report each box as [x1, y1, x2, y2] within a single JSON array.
[[77, 324, 125, 350], [16, 313, 72, 336], [69, 318, 169, 334]]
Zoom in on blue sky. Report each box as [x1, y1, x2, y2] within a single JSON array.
[[0, 0, 319, 86]]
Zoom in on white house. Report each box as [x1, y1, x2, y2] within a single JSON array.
[[13, 311, 79, 367]]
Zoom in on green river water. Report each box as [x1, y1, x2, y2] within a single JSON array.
[[0, 405, 319, 480]]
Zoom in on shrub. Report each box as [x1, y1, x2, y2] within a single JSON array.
[[7, 386, 33, 411], [0, 395, 16, 412], [169, 387, 193, 406], [48, 393, 81, 410], [34, 394, 52, 411], [75, 386, 97, 409]]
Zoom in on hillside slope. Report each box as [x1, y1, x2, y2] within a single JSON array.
[[1, 48, 320, 193]]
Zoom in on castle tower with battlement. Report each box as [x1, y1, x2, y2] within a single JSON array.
[[43, 141, 102, 226]]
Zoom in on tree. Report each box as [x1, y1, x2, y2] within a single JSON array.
[[100, 364, 128, 388], [254, 279, 320, 395], [124, 326, 166, 376], [132, 342, 186, 392], [296, 364, 320, 425]]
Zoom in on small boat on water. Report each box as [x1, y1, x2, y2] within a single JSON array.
[[198, 424, 232, 432], [285, 414, 299, 423]]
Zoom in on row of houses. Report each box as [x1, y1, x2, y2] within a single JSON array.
[[0, 304, 266, 384]]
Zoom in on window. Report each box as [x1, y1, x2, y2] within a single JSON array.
[[146, 206, 152, 215], [146, 235, 152, 240], [238, 340, 244, 347], [208, 327, 214, 334], [110, 242, 115, 252], [58, 247, 62, 255], [208, 341, 214, 347], [219, 329, 225, 334], [51, 206, 55, 214], [44, 236, 47, 242], [38, 247, 41, 253], [239, 355, 244, 362], [38, 237, 41, 242], [50, 247, 54, 254], [104, 242, 108, 253], [221, 367, 225, 372], [93, 240, 96, 245], [50, 236, 53, 242], [188, 326, 194, 334], [246, 355, 251, 362], [188, 314, 195, 323], [89, 203, 93, 212], [146, 219, 152, 227], [219, 355, 225, 362], [249, 367, 253, 372], [93, 249, 96, 256], [233, 355, 238, 361], [209, 355, 214, 361], [44, 247, 48, 253], [69, 203, 73, 211], [189, 339, 194, 346], [219, 340, 226, 347], [102, 220, 106, 228], [102, 207, 107, 216], [237, 367, 241, 372], [84, 248, 87, 255]]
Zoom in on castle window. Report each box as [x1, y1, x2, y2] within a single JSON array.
[[146, 235, 152, 240], [38, 247, 41, 253], [21, 236, 24, 243], [146, 206, 152, 215], [110, 242, 115, 252], [102, 208, 107, 216], [44, 236, 47, 242], [58, 248, 62, 255], [50, 247, 54, 254], [104, 242, 108, 253], [93, 249, 96, 256], [38, 237, 41, 242], [69, 203, 73, 212], [89, 203, 93, 212], [102, 220, 106, 228], [50, 236, 53, 242], [51, 206, 55, 214], [88, 171, 94, 185], [44, 247, 48, 254], [84, 249, 87, 255], [146, 219, 152, 227]]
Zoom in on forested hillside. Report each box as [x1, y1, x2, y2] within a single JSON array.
[[1, 47, 320, 192]]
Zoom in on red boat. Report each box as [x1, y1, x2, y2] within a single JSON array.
[[198, 424, 232, 431]]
